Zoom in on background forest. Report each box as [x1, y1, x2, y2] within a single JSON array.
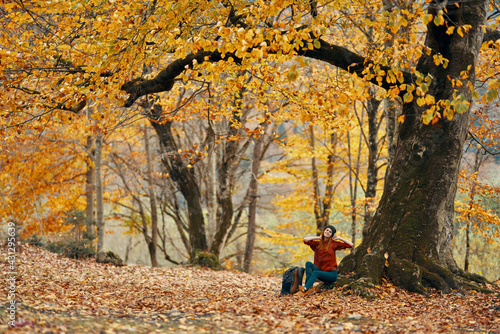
[[1, 0, 500, 285]]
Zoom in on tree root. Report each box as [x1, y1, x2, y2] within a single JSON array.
[[321, 275, 377, 300], [457, 270, 490, 285], [343, 279, 377, 300], [340, 251, 495, 295], [386, 258, 427, 294]]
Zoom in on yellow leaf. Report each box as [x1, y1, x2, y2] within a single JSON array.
[[423, 14, 433, 25], [422, 112, 433, 125], [444, 109, 454, 121], [424, 94, 435, 105], [403, 92, 413, 103], [397, 115, 406, 124], [486, 89, 498, 102], [338, 93, 348, 103], [488, 79, 499, 90]]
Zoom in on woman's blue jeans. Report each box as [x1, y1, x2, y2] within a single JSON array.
[[304, 261, 338, 290]]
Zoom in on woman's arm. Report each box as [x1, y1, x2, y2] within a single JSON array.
[[333, 236, 353, 247], [303, 236, 321, 242]]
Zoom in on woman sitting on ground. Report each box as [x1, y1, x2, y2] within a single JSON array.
[[299, 225, 353, 295]]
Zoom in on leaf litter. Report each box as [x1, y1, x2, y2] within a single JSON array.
[[1, 245, 499, 333]]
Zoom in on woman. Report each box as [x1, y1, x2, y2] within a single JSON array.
[[299, 225, 353, 295]]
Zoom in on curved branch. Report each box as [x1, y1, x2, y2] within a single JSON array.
[[468, 131, 500, 156], [120, 23, 499, 108], [121, 38, 415, 107], [121, 51, 238, 107]]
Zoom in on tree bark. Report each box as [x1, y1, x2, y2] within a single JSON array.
[[384, 98, 400, 173], [464, 149, 483, 272], [339, 1, 488, 292]]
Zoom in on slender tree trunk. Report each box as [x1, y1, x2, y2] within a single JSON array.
[[144, 127, 158, 267], [464, 150, 483, 271], [363, 93, 382, 237], [210, 97, 246, 257], [322, 133, 337, 227], [243, 132, 265, 273], [347, 109, 363, 249], [464, 182, 476, 273], [136, 198, 154, 265], [95, 133, 104, 253], [206, 145, 217, 248], [149, 107, 207, 259], [310, 126, 322, 232], [85, 136, 95, 235], [464, 219, 470, 272], [340, 0, 489, 292], [210, 147, 236, 257], [310, 128, 337, 233]]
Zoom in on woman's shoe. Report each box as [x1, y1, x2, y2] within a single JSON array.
[[304, 286, 317, 295]]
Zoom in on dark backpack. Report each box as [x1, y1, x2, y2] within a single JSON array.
[[280, 266, 305, 295]]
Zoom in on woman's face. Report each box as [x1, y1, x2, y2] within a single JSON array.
[[323, 228, 333, 239]]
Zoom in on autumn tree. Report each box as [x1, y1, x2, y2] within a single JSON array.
[[2, 0, 500, 291], [0, 132, 86, 236], [455, 102, 500, 274], [120, 0, 500, 291]]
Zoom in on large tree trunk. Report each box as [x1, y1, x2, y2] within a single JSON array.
[[340, 1, 488, 292], [243, 127, 266, 273]]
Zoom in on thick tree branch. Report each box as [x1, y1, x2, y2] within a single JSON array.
[[121, 38, 416, 107], [121, 51, 237, 107]]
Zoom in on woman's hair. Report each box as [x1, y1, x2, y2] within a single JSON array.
[[317, 226, 336, 251]]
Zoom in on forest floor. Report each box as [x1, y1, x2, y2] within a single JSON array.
[[1, 244, 499, 334]]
